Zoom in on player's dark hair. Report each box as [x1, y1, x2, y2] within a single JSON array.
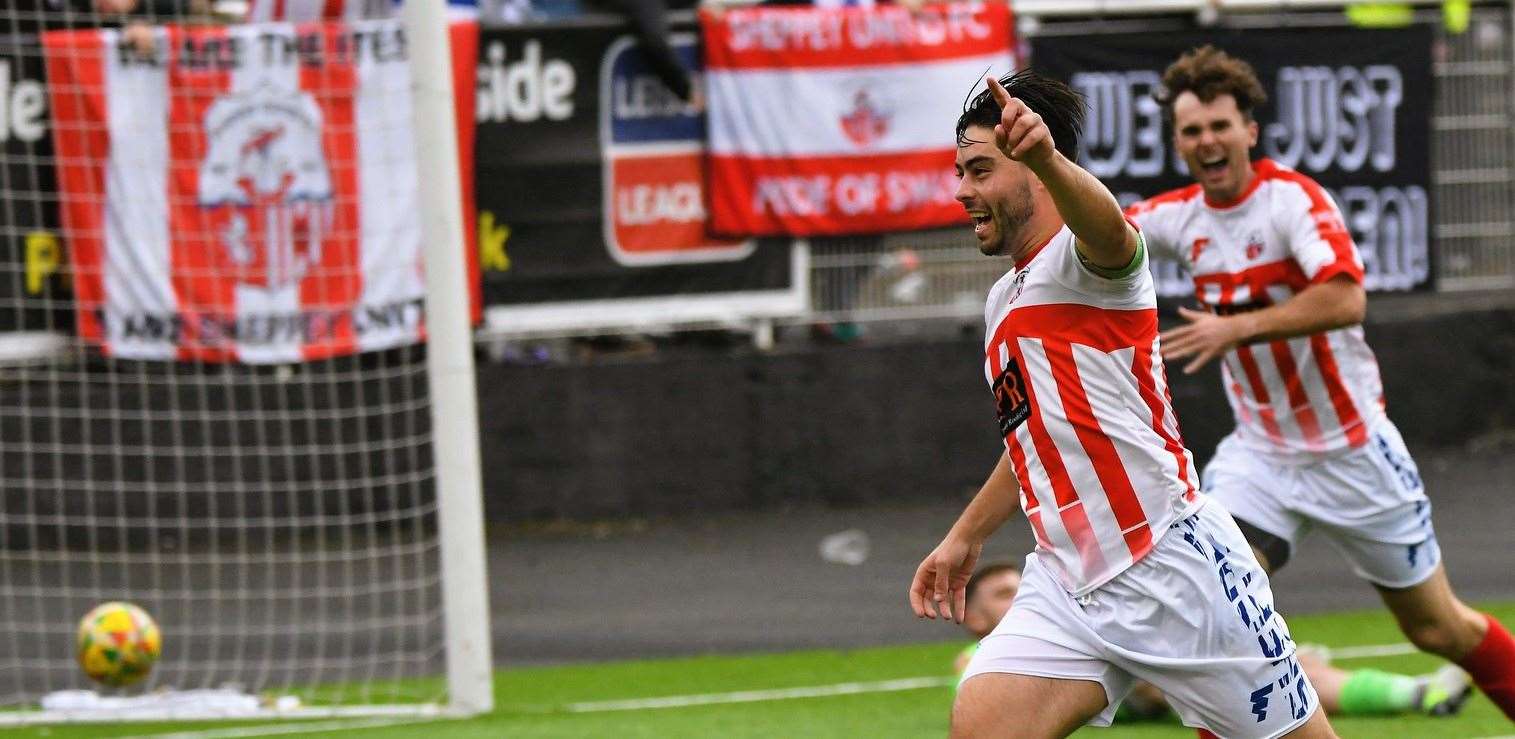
[[964, 561, 1021, 605], [955, 69, 1085, 162], [1157, 45, 1268, 120]]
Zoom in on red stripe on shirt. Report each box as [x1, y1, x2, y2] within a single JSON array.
[[1005, 437, 1051, 552], [1310, 333, 1369, 447], [1125, 183, 1203, 217], [992, 304, 1156, 354], [1269, 339, 1323, 449], [1265, 162, 1364, 285], [1019, 346, 1107, 578], [1133, 339, 1197, 501], [1193, 260, 1309, 307], [42, 31, 112, 352], [1044, 340, 1153, 558], [1235, 344, 1287, 445]]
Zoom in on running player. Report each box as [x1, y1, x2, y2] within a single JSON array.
[[909, 70, 1335, 738], [953, 562, 1472, 719], [1125, 45, 1515, 722]]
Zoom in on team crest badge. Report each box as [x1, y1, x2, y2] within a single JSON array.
[[839, 89, 889, 148], [197, 82, 334, 291], [1007, 268, 1029, 305], [1244, 230, 1265, 261]]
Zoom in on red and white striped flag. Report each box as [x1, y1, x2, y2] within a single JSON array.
[[702, 1, 1016, 237], [44, 20, 442, 363]]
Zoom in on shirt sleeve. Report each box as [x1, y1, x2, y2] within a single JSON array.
[[1124, 198, 1181, 263], [1056, 227, 1150, 302], [1278, 178, 1365, 285]]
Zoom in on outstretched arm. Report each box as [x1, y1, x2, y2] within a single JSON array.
[[909, 451, 1019, 624], [985, 76, 1138, 271], [1162, 275, 1366, 374]]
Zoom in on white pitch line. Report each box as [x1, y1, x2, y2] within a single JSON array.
[[564, 676, 955, 713], [559, 641, 1418, 714], [122, 716, 438, 739], [105, 641, 1430, 730]]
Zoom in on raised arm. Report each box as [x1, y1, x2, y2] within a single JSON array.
[[909, 451, 1020, 623], [985, 76, 1138, 271]]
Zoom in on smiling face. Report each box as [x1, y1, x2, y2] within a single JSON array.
[[1171, 91, 1258, 204], [954, 125, 1035, 257]]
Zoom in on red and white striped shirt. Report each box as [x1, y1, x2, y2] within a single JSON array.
[[984, 226, 1201, 595], [1127, 158, 1383, 457]]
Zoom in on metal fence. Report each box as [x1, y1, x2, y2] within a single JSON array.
[[805, 3, 1515, 329]]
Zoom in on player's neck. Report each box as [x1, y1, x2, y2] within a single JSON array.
[[1008, 212, 1064, 267]]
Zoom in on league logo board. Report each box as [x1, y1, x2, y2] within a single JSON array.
[[600, 33, 751, 266]]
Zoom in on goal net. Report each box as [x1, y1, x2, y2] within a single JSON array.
[[0, 1, 490, 724]]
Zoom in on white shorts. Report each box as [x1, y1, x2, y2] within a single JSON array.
[[1204, 419, 1440, 589], [962, 499, 1318, 739]]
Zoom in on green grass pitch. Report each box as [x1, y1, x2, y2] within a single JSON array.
[[12, 602, 1515, 738]]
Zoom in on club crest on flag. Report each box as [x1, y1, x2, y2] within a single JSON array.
[[839, 89, 888, 148], [198, 83, 334, 291]]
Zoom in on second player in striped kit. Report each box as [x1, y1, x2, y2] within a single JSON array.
[[1126, 45, 1515, 727]]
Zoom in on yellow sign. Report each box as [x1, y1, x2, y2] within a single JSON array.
[[478, 211, 511, 272], [25, 231, 58, 295]]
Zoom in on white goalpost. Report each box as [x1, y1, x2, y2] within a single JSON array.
[[0, 0, 491, 725]]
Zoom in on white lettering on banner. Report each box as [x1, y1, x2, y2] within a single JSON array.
[[477, 40, 575, 123], [727, 4, 990, 53], [835, 173, 879, 215], [613, 73, 702, 119], [884, 170, 955, 212], [1265, 66, 1402, 174], [751, 171, 954, 218], [754, 175, 830, 216], [1333, 185, 1428, 290], [728, 13, 845, 53], [845, 6, 992, 49], [617, 182, 705, 225], [0, 60, 47, 143], [1071, 70, 1166, 179]]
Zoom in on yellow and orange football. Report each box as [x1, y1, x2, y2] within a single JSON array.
[[76, 601, 161, 687]]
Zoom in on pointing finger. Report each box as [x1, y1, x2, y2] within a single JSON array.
[[985, 75, 1011, 107]]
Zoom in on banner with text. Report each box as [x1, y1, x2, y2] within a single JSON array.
[[44, 20, 478, 363], [475, 18, 797, 323], [1032, 25, 1433, 294], [702, 1, 1016, 237]]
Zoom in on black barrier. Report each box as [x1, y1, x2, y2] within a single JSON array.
[[0, 40, 70, 332], [473, 304, 1515, 519], [475, 17, 795, 308], [1032, 25, 1435, 294]]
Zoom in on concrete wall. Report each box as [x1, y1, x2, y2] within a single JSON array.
[[478, 304, 1515, 520]]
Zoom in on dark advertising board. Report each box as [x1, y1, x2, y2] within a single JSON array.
[[1032, 25, 1434, 294], [0, 40, 70, 333], [474, 18, 801, 334]]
